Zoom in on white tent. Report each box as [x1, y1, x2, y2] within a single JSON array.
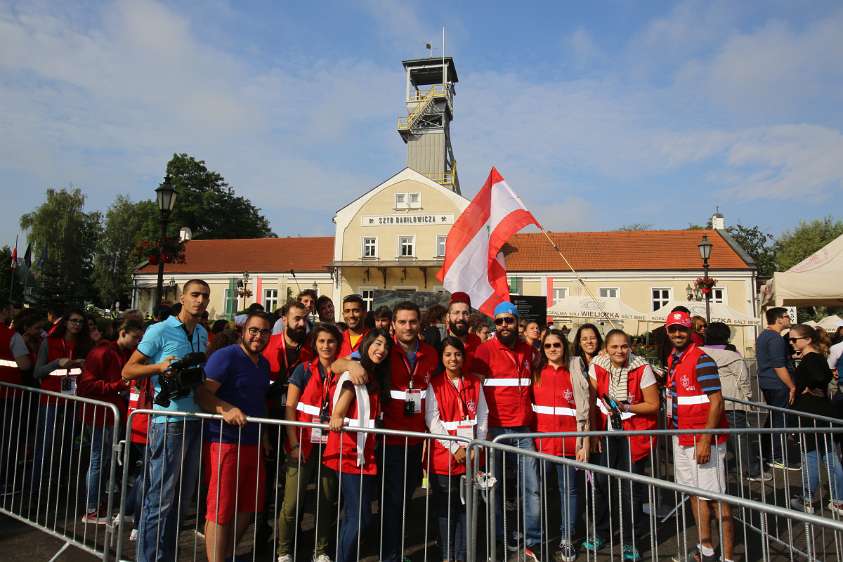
[[548, 296, 647, 322], [763, 233, 843, 307], [817, 315, 843, 332], [650, 300, 758, 326]]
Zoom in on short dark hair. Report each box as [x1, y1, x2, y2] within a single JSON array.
[[310, 323, 342, 356], [342, 294, 366, 311], [393, 300, 420, 319], [704, 322, 731, 346], [285, 302, 307, 316], [243, 311, 272, 327], [211, 319, 229, 333], [374, 305, 392, 320], [118, 318, 145, 335], [440, 335, 466, 358], [765, 307, 789, 325], [246, 303, 264, 313], [671, 305, 690, 314], [316, 295, 333, 309], [183, 279, 210, 293], [298, 289, 318, 301]]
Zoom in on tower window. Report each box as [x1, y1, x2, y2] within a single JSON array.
[[408, 192, 421, 209], [395, 193, 407, 209], [395, 192, 421, 210]]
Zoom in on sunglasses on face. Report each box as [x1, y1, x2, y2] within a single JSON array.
[[543, 342, 562, 349], [666, 326, 688, 334], [494, 317, 516, 326], [788, 336, 807, 343]]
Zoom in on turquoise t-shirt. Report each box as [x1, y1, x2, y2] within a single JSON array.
[[137, 315, 208, 423]]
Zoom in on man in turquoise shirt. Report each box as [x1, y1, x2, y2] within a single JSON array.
[[123, 279, 210, 562]]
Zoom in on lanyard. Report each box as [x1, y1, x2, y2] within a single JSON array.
[[60, 338, 74, 361], [318, 362, 335, 413], [448, 375, 472, 420], [397, 342, 420, 390], [278, 334, 301, 375]]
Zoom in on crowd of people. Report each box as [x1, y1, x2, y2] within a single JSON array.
[[2, 286, 843, 562]]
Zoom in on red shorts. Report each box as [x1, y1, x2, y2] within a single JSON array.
[[204, 442, 266, 525]]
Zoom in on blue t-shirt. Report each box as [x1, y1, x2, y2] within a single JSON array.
[[203, 344, 270, 444], [756, 329, 790, 391], [288, 361, 329, 391], [137, 316, 208, 422]]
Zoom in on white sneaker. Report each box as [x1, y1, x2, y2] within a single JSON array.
[[277, 555, 293, 562], [129, 529, 138, 542], [313, 555, 333, 562]]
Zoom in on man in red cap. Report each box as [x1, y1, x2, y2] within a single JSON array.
[[439, 292, 482, 374], [666, 310, 733, 562]]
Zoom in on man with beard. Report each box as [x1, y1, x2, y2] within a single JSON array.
[[437, 292, 482, 374], [473, 302, 541, 561], [262, 302, 312, 387], [338, 294, 368, 357]]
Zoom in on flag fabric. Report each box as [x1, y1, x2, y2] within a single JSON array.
[[23, 243, 32, 268], [437, 167, 540, 317], [9, 236, 17, 270]]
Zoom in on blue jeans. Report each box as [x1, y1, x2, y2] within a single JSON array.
[[32, 402, 74, 489], [762, 388, 790, 462], [488, 426, 541, 547], [550, 463, 578, 541], [381, 443, 422, 562], [725, 411, 761, 475], [85, 425, 112, 511], [137, 420, 201, 562], [591, 436, 646, 545], [336, 472, 375, 562], [430, 473, 467, 561], [803, 444, 843, 502], [123, 443, 147, 526]]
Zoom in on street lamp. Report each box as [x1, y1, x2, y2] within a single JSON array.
[[154, 175, 177, 310], [698, 235, 713, 323], [237, 272, 252, 311]]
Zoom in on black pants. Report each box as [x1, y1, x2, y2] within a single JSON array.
[[591, 436, 647, 545]]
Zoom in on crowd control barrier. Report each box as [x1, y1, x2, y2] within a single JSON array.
[[0, 381, 122, 560]]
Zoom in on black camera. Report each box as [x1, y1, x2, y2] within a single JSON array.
[[154, 352, 207, 407], [603, 394, 624, 431]]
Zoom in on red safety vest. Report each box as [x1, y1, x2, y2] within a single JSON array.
[[667, 344, 729, 447], [76, 340, 129, 427], [382, 339, 437, 445], [531, 364, 579, 457], [292, 359, 338, 462], [593, 362, 657, 462], [338, 329, 368, 359], [0, 325, 22, 399], [429, 372, 482, 475], [476, 338, 536, 427], [322, 379, 381, 476], [452, 331, 482, 375], [262, 333, 313, 382], [40, 336, 80, 404], [127, 377, 151, 445]]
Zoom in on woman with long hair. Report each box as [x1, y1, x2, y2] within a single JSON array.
[[583, 329, 659, 561], [790, 324, 834, 395], [277, 323, 342, 562], [531, 329, 590, 562], [324, 329, 392, 562], [425, 336, 488, 562], [570, 323, 603, 384]]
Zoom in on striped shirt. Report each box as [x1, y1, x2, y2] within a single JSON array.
[[670, 348, 720, 426]]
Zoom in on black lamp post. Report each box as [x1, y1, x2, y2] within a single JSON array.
[[154, 175, 177, 311], [698, 234, 713, 324]]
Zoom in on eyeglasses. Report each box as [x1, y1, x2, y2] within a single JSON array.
[[543, 342, 562, 349], [494, 317, 516, 326], [247, 327, 272, 337]]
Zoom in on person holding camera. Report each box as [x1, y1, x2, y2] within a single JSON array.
[[195, 311, 272, 562], [122, 279, 210, 562]]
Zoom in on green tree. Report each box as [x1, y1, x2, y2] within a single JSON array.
[[93, 196, 158, 307], [20, 188, 102, 308], [0, 246, 25, 307], [775, 217, 843, 271], [726, 224, 776, 278], [165, 154, 274, 239]]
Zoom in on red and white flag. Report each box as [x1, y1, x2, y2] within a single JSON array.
[[437, 167, 540, 316], [9, 236, 17, 270]]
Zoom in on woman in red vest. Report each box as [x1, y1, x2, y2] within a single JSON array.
[[425, 336, 488, 562], [583, 329, 659, 561], [32, 309, 93, 489], [531, 329, 590, 562], [324, 329, 391, 562]]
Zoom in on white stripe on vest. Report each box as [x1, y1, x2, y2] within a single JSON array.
[[676, 394, 710, 406], [0, 359, 18, 368], [531, 404, 577, 417], [49, 367, 82, 377], [483, 377, 531, 387], [296, 402, 321, 416], [441, 418, 478, 431], [389, 390, 427, 400]]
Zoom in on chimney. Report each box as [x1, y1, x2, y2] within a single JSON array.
[[179, 226, 193, 242], [711, 208, 725, 230]]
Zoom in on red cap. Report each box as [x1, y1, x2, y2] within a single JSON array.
[[449, 291, 471, 307], [665, 310, 692, 329]]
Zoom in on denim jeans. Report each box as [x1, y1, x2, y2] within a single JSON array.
[[32, 402, 74, 491], [336, 472, 375, 562], [762, 388, 790, 462], [137, 420, 201, 562], [803, 444, 843, 502], [488, 426, 541, 547], [123, 443, 147, 526], [430, 473, 467, 561], [381, 443, 422, 562], [85, 425, 112, 511], [549, 463, 578, 541], [725, 410, 761, 475], [591, 436, 646, 546]]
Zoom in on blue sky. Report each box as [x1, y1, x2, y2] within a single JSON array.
[[1, 0, 841, 248]]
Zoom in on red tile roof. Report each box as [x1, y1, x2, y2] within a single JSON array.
[[136, 237, 334, 274], [505, 230, 751, 271], [135, 230, 751, 275]]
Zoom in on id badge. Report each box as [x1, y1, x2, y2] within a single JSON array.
[[405, 389, 422, 414], [310, 417, 328, 444], [61, 375, 77, 396], [456, 423, 474, 442]]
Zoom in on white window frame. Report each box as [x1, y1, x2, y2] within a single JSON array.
[[436, 234, 447, 257], [361, 289, 375, 312], [651, 287, 672, 311], [362, 236, 378, 259], [552, 287, 568, 304], [263, 288, 278, 312], [711, 287, 726, 304], [398, 235, 416, 258], [599, 287, 619, 299], [395, 193, 407, 209], [408, 192, 421, 209]]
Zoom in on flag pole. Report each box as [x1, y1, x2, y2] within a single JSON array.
[[538, 227, 618, 330], [8, 234, 17, 305]]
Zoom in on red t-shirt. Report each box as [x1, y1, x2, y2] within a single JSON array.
[[473, 337, 537, 427]]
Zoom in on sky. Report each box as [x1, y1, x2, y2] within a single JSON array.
[[1, 0, 842, 248]]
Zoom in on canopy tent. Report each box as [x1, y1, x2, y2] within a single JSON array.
[[548, 296, 647, 322], [817, 315, 843, 332], [762, 233, 843, 307], [649, 299, 758, 326]]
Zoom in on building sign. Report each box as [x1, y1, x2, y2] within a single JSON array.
[[510, 295, 547, 325], [361, 214, 454, 227]]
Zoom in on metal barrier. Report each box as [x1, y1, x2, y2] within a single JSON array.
[[114, 410, 473, 562], [487, 426, 843, 562], [0, 381, 122, 560]]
